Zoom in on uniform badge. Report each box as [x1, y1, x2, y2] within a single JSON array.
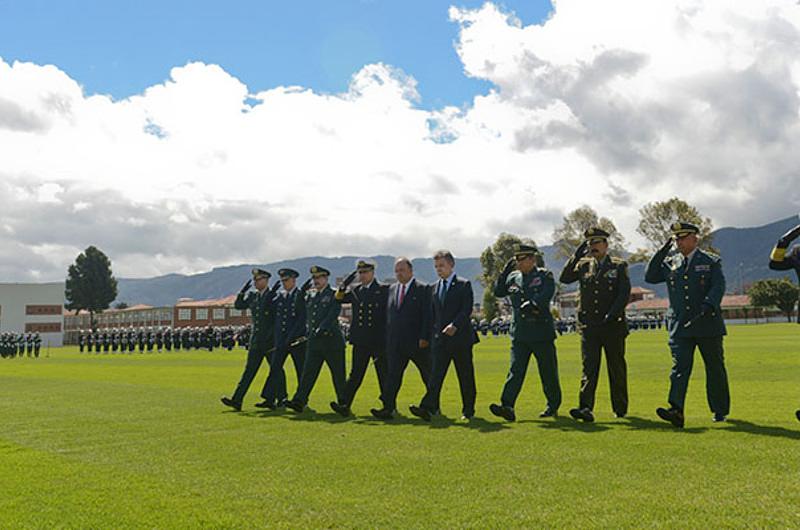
[[530, 277, 542, 287], [606, 270, 618, 279], [695, 264, 711, 272]]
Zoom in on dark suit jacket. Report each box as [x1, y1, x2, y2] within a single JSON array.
[[338, 281, 389, 350], [430, 275, 479, 351], [386, 279, 431, 357]]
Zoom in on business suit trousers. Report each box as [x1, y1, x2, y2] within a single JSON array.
[[421, 343, 476, 416], [262, 342, 306, 404], [579, 328, 628, 415], [667, 336, 730, 415], [342, 344, 389, 407], [501, 338, 562, 411], [383, 347, 431, 411], [232, 342, 272, 405], [293, 336, 346, 406]]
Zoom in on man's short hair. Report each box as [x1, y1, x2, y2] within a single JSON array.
[[395, 256, 413, 270], [433, 250, 455, 265]]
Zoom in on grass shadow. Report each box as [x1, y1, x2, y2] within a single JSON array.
[[519, 415, 611, 433], [722, 419, 800, 440], [622, 415, 708, 434]]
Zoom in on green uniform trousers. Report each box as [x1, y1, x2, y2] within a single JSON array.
[[293, 336, 346, 406], [579, 328, 628, 415], [501, 338, 562, 410]]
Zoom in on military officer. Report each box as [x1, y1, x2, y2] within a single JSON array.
[[768, 221, 800, 422], [560, 227, 632, 422], [286, 266, 349, 416], [645, 222, 730, 428], [257, 268, 307, 410], [335, 259, 390, 410], [489, 243, 562, 421], [220, 268, 279, 411]]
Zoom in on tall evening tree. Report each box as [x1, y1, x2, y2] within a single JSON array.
[[630, 197, 716, 262], [65, 246, 118, 331], [551, 205, 626, 260], [748, 278, 799, 323]]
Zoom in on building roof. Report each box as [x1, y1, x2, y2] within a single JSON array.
[[174, 294, 237, 307], [627, 294, 753, 311]]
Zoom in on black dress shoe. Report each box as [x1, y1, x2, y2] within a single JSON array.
[[796, 410, 800, 422], [220, 397, 241, 411], [539, 407, 557, 418], [489, 403, 516, 422], [370, 408, 394, 420], [461, 412, 474, 421], [254, 400, 276, 410], [569, 407, 594, 422], [330, 401, 351, 417], [614, 412, 626, 419], [285, 399, 305, 413], [409, 405, 431, 421], [712, 413, 727, 423], [656, 406, 685, 428]]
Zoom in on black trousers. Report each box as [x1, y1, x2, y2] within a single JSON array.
[[420, 342, 476, 416], [579, 327, 628, 415], [342, 344, 388, 407], [383, 346, 431, 411]]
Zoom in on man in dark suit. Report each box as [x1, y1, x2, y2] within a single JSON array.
[[336, 259, 390, 410], [410, 250, 479, 421], [371, 257, 431, 419]]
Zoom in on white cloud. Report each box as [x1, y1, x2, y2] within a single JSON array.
[[2, 0, 800, 281]]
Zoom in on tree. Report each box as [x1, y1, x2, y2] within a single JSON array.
[[114, 302, 129, 310], [748, 278, 799, 322], [479, 232, 537, 320], [631, 197, 716, 262], [551, 205, 626, 259], [65, 246, 118, 331]]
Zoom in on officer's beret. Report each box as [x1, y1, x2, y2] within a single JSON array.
[[310, 265, 330, 277], [356, 258, 376, 271], [671, 222, 700, 238], [278, 268, 299, 279], [584, 227, 610, 244], [514, 243, 538, 258], [251, 268, 271, 280]]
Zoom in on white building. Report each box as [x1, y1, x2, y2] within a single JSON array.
[[0, 282, 65, 347]]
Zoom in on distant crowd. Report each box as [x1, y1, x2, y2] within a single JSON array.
[[1, 332, 43, 358]]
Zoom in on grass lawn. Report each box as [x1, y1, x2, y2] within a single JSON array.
[[1, 323, 799, 528]]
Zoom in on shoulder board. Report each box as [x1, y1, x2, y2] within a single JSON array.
[[698, 249, 721, 262], [610, 256, 627, 265]]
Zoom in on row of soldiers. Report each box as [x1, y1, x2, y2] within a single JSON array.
[[0, 332, 42, 358], [76, 326, 250, 353], [219, 221, 800, 426]]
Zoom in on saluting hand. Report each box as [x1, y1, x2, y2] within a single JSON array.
[[270, 280, 281, 293], [300, 278, 313, 292], [778, 224, 800, 248], [575, 240, 589, 258], [240, 279, 252, 294], [659, 237, 674, 254], [343, 270, 358, 288]]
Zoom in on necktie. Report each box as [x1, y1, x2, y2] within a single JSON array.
[[398, 283, 406, 306], [439, 279, 447, 303]]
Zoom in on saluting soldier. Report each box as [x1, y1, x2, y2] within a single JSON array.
[[768, 221, 800, 422], [257, 268, 307, 410], [286, 266, 349, 416], [220, 268, 279, 411], [335, 259, 390, 411], [645, 222, 730, 428], [560, 228, 631, 422], [489, 243, 562, 421]]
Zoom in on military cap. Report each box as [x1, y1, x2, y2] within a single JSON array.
[[356, 258, 376, 271], [671, 222, 699, 238], [514, 243, 539, 258], [251, 268, 271, 280], [278, 268, 299, 279], [584, 227, 610, 244], [310, 265, 330, 277]]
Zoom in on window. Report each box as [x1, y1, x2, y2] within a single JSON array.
[[229, 308, 242, 317], [213, 308, 225, 320], [26, 305, 62, 316], [195, 308, 208, 320], [26, 322, 61, 333], [178, 309, 192, 321]]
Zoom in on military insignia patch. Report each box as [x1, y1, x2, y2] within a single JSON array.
[[530, 277, 542, 287], [606, 270, 618, 279], [695, 264, 711, 272]]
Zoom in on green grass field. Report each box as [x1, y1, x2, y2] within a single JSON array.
[[1, 324, 799, 528]]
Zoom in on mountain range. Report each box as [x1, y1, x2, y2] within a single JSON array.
[[115, 216, 800, 307]]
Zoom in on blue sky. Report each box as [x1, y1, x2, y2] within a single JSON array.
[[0, 0, 552, 109]]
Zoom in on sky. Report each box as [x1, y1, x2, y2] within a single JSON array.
[[2, 0, 800, 281]]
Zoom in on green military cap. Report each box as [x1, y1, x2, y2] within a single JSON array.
[[356, 258, 376, 271], [310, 265, 330, 277], [671, 221, 699, 238], [584, 227, 610, 244], [251, 268, 271, 280], [514, 243, 539, 258], [278, 268, 299, 279]]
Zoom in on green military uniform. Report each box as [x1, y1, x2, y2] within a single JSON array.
[[493, 244, 562, 415], [290, 266, 347, 408], [645, 222, 730, 424], [560, 228, 631, 418], [226, 269, 277, 408]]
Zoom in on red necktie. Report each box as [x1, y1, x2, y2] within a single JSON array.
[[398, 283, 406, 306]]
